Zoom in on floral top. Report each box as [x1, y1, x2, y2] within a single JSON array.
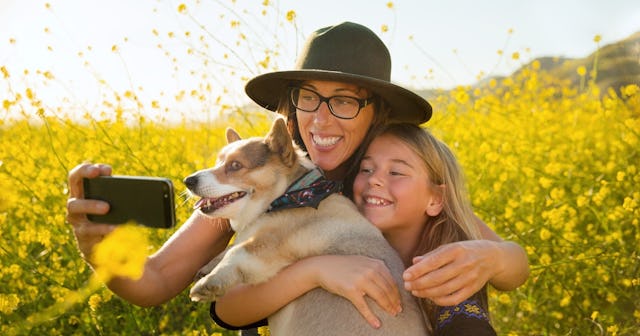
[[435, 298, 497, 336]]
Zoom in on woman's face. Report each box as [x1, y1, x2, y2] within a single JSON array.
[[295, 80, 375, 173]]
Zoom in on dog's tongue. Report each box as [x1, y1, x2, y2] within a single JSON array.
[[194, 192, 247, 213], [193, 198, 209, 210], [194, 197, 220, 213]]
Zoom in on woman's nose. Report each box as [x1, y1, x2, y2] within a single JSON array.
[[313, 101, 332, 125]]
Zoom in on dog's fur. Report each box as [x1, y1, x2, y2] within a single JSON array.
[[185, 118, 428, 335]]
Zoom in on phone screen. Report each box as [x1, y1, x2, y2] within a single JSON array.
[[83, 176, 176, 228]]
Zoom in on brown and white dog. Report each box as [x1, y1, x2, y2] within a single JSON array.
[[184, 118, 428, 336]]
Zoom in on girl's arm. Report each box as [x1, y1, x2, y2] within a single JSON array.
[[403, 216, 529, 306], [215, 255, 402, 329]]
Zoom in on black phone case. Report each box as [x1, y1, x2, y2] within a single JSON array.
[[83, 176, 176, 228]]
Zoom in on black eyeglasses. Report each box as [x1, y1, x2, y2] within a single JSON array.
[[289, 87, 372, 119]]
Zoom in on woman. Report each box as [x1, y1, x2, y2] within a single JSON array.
[[66, 22, 528, 331]]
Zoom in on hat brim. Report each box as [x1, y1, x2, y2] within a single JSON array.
[[245, 70, 432, 124]]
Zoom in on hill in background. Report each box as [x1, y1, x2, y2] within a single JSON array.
[[416, 30, 640, 99]]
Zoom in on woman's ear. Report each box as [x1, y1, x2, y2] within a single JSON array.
[[425, 184, 445, 216]]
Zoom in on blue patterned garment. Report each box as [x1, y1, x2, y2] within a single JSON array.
[[435, 298, 496, 336], [267, 168, 342, 212]]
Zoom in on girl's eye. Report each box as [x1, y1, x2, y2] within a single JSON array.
[[359, 167, 373, 174], [389, 170, 407, 176]]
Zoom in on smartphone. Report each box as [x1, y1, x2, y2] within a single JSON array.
[[83, 176, 176, 228]]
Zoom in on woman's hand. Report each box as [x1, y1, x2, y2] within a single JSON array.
[[402, 240, 499, 306], [310, 255, 402, 329], [66, 162, 116, 261]]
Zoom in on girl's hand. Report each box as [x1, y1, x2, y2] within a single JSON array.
[[402, 240, 498, 306], [66, 162, 117, 260], [309, 255, 402, 329]]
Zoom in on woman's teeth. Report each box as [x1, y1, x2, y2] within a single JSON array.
[[313, 135, 341, 146]]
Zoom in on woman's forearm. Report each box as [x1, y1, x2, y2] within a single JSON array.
[[104, 213, 234, 307], [214, 257, 320, 326], [489, 240, 529, 290], [476, 215, 530, 290]]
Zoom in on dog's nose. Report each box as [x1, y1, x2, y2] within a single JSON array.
[[183, 175, 199, 190]]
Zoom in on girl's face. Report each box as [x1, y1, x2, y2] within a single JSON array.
[[353, 134, 442, 237], [295, 80, 375, 173]]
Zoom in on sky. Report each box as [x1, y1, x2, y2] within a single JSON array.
[[1, 0, 639, 121]]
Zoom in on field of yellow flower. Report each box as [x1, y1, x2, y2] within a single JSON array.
[[2, 58, 638, 334], [1, 2, 639, 334]]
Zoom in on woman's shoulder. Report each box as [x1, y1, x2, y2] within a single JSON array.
[[434, 298, 497, 336]]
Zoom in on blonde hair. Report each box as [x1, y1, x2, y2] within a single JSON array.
[[369, 123, 487, 328]]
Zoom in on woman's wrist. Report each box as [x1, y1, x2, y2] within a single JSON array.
[[488, 240, 529, 290]]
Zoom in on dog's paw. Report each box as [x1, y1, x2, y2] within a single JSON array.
[[189, 276, 227, 302], [194, 268, 209, 281]]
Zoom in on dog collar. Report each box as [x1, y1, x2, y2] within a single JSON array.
[[267, 168, 342, 212]]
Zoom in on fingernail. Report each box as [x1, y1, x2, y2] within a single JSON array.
[[373, 319, 381, 329]]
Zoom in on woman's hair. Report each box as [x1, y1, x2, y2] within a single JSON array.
[[277, 84, 390, 195], [364, 123, 488, 328]]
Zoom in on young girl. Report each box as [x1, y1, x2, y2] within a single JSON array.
[[353, 123, 497, 335]]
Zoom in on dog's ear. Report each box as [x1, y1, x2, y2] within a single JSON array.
[[226, 127, 242, 143], [265, 118, 296, 167]]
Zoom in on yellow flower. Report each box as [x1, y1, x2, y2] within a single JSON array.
[[0, 294, 20, 314], [577, 65, 587, 76], [285, 10, 296, 22], [539, 228, 551, 241], [498, 293, 511, 304], [177, 3, 187, 13], [539, 253, 551, 265], [511, 52, 520, 60], [593, 35, 602, 43], [518, 300, 533, 312], [91, 224, 149, 282], [621, 84, 639, 97], [88, 294, 102, 312]]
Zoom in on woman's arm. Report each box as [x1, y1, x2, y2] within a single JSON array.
[[67, 163, 234, 306], [106, 212, 234, 306], [403, 216, 529, 306], [215, 254, 402, 329], [476, 217, 529, 290]]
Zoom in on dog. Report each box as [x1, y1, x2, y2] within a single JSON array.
[[184, 118, 428, 335]]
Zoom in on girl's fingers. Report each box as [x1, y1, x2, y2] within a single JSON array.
[[349, 292, 382, 329]]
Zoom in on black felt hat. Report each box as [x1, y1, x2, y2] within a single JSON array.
[[245, 21, 432, 124]]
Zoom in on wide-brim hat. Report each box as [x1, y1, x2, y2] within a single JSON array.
[[245, 21, 432, 124]]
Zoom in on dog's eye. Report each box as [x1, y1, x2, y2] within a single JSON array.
[[227, 160, 243, 172]]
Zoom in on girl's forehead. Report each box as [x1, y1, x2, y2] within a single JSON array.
[[368, 135, 416, 159]]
